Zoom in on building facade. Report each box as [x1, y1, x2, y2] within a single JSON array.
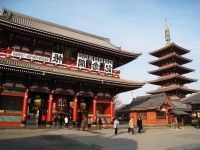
[[0, 8, 145, 126]]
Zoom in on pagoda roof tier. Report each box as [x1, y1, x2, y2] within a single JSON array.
[[149, 53, 192, 67], [0, 57, 145, 93], [146, 85, 198, 95], [0, 7, 141, 58], [149, 43, 190, 58], [148, 63, 195, 76], [147, 74, 198, 85]]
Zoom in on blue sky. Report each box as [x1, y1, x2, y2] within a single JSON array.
[[1, 0, 200, 104]]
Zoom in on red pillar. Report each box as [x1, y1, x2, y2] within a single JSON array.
[[110, 99, 114, 123], [93, 98, 97, 124], [46, 92, 53, 126], [21, 89, 28, 126], [73, 95, 78, 124]]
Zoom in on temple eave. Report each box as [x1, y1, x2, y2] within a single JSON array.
[[149, 42, 191, 56], [146, 87, 198, 95]]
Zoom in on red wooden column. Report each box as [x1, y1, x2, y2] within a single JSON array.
[[110, 98, 114, 123], [21, 89, 29, 126], [72, 95, 78, 125], [93, 97, 97, 125], [46, 92, 53, 126]]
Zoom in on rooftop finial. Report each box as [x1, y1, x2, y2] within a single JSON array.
[[165, 19, 171, 45]]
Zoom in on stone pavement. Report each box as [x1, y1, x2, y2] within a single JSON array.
[[0, 125, 200, 150]]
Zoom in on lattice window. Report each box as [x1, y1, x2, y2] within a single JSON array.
[[156, 112, 166, 119], [137, 112, 147, 119]]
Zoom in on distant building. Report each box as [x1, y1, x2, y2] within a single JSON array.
[[181, 92, 200, 119]]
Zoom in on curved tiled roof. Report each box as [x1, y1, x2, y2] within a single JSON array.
[[180, 92, 200, 104], [169, 100, 191, 111], [148, 53, 192, 66], [148, 63, 195, 75], [147, 74, 198, 84], [0, 7, 141, 56], [115, 93, 168, 112], [149, 42, 190, 57], [0, 57, 145, 87], [146, 85, 198, 94]]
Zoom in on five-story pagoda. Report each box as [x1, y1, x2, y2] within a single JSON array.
[[147, 20, 198, 99]]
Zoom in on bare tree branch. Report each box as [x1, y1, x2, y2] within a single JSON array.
[[113, 95, 122, 108]]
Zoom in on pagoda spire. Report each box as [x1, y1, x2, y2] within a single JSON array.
[[165, 19, 171, 45]]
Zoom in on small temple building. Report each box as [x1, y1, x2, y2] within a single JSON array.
[[116, 20, 198, 126], [0, 7, 145, 126], [181, 92, 200, 119], [115, 93, 191, 126]]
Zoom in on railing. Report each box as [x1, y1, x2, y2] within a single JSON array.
[[0, 47, 121, 78]]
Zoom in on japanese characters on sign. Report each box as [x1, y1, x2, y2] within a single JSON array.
[[51, 52, 63, 64], [91, 57, 100, 71], [11, 51, 50, 62], [76, 53, 88, 68], [77, 53, 113, 74]]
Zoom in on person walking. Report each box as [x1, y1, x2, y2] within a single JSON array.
[[98, 118, 102, 129], [35, 113, 39, 126], [53, 114, 57, 127], [64, 116, 69, 128], [127, 117, 134, 134], [137, 117, 143, 134], [114, 118, 119, 135], [87, 118, 92, 131], [76, 117, 81, 131], [81, 117, 87, 131], [57, 115, 62, 128]]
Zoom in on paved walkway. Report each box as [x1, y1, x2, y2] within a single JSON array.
[[0, 124, 200, 150]]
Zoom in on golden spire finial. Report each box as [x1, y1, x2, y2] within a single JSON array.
[[165, 19, 171, 45]]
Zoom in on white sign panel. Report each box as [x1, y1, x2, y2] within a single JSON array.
[[104, 60, 113, 74], [77, 53, 113, 73], [51, 52, 63, 64], [91, 57, 100, 71], [11, 51, 50, 62], [77, 53, 87, 69]]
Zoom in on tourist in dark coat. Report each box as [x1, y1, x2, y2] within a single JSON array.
[[137, 117, 143, 134], [198, 118, 200, 130], [98, 118, 102, 129]]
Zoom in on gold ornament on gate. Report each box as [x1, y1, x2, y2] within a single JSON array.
[[80, 99, 86, 112], [34, 94, 42, 107]]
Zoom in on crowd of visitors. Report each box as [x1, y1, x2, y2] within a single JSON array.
[[36, 114, 145, 135]]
